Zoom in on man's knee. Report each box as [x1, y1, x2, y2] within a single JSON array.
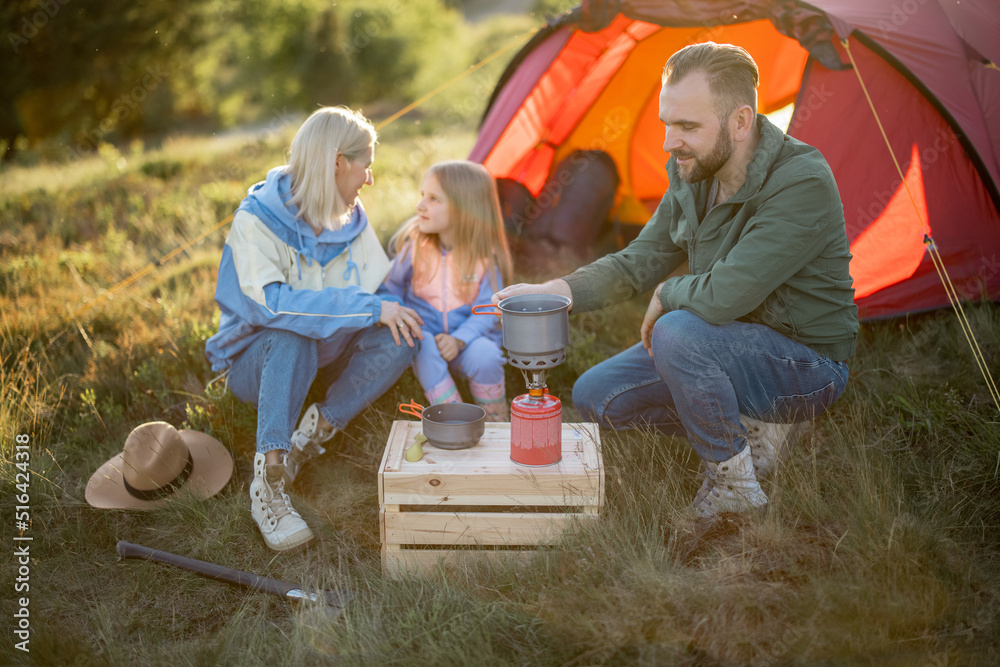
[[651, 310, 707, 357]]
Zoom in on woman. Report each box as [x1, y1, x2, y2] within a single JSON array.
[[206, 107, 424, 552]]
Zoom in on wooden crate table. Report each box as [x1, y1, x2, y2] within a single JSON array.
[[378, 420, 603, 576]]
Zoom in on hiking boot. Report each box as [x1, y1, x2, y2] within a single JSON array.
[[741, 415, 803, 479], [284, 404, 336, 486], [691, 447, 768, 517], [250, 453, 314, 552]]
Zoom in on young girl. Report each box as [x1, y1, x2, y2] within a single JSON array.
[[384, 160, 514, 420]]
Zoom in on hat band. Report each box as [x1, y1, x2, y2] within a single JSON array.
[[123, 452, 193, 501]]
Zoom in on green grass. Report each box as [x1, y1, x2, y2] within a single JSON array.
[[2, 118, 1000, 666]]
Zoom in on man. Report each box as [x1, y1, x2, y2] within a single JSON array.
[[494, 42, 858, 517]]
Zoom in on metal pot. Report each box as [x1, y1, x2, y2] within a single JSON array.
[[472, 294, 570, 362], [397, 400, 485, 450]]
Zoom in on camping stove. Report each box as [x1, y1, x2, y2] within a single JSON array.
[[509, 346, 565, 467], [508, 352, 564, 394], [472, 293, 571, 466]]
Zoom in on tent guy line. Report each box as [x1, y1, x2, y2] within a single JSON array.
[[842, 35, 999, 416]]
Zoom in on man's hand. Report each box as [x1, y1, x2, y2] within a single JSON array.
[[640, 282, 667, 357], [435, 333, 464, 362], [379, 300, 424, 347], [492, 278, 573, 309]]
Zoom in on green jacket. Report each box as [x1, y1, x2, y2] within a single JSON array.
[[564, 116, 858, 361]]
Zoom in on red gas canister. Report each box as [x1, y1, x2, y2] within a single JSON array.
[[510, 390, 562, 466]]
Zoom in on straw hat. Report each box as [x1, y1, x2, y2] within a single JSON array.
[[86, 421, 233, 510]]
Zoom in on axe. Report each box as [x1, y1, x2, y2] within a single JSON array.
[[116, 541, 354, 616]]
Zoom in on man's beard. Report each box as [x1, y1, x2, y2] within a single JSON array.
[[674, 126, 734, 184]]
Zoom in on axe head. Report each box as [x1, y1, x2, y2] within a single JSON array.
[[287, 587, 355, 619]]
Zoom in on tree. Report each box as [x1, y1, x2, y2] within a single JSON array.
[[1, 0, 212, 158]]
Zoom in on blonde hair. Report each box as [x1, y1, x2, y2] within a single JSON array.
[[390, 161, 513, 302], [287, 106, 376, 232]]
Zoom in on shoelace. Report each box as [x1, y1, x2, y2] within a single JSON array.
[[693, 469, 718, 505], [265, 481, 298, 522]]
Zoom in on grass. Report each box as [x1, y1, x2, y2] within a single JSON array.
[[2, 111, 1000, 665]]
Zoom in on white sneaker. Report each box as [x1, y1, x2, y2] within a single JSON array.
[[740, 415, 802, 479], [691, 447, 768, 517], [250, 453, 314, 551], [284, 404, 336, 485]]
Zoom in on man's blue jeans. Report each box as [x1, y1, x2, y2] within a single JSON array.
[[572, 310, 849, 463], [227, 326, 417, 454]]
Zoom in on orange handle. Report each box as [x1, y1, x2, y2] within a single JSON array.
[[471, 304, 501, 318], [397, 399, 425, 419]]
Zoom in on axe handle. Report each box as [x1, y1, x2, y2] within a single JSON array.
[[117, 540, 296, 598]]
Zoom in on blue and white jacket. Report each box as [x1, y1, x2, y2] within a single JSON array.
[[205, 166, 394, 372], [382, 240, 503, 348]]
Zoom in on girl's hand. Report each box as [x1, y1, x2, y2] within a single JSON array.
[[640, 282, 667, 357], [435, 333, 465, 362], [379, 301, 424, 347]]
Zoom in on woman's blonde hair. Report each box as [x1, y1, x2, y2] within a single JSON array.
[[390, 160, 513, 302], [287, 106, 376, 232]]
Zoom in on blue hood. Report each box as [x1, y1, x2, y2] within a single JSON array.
[[237, 165, 367, 268]]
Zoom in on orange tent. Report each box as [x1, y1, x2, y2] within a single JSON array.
[[470, 1, 1000, 319]]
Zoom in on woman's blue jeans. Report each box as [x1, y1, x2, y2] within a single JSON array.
[[572, 310, 849, 463], [227, 326, 417, 454]]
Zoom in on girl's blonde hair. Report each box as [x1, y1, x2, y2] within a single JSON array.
[[390, 160, 514, 302], [287, 106, 376, 232]]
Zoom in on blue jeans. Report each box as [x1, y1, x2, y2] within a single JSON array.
[[227, 326, 418, 454], [572, 310, 849, 463]]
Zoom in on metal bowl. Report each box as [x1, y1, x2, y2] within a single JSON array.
[[398, 401, 486, 450]]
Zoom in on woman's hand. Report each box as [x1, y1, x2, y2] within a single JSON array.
[[435, 334, 465, 362], [640, 282, 667, 357], [379, 300, 424, 347], [492, 279, 573, 308]]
